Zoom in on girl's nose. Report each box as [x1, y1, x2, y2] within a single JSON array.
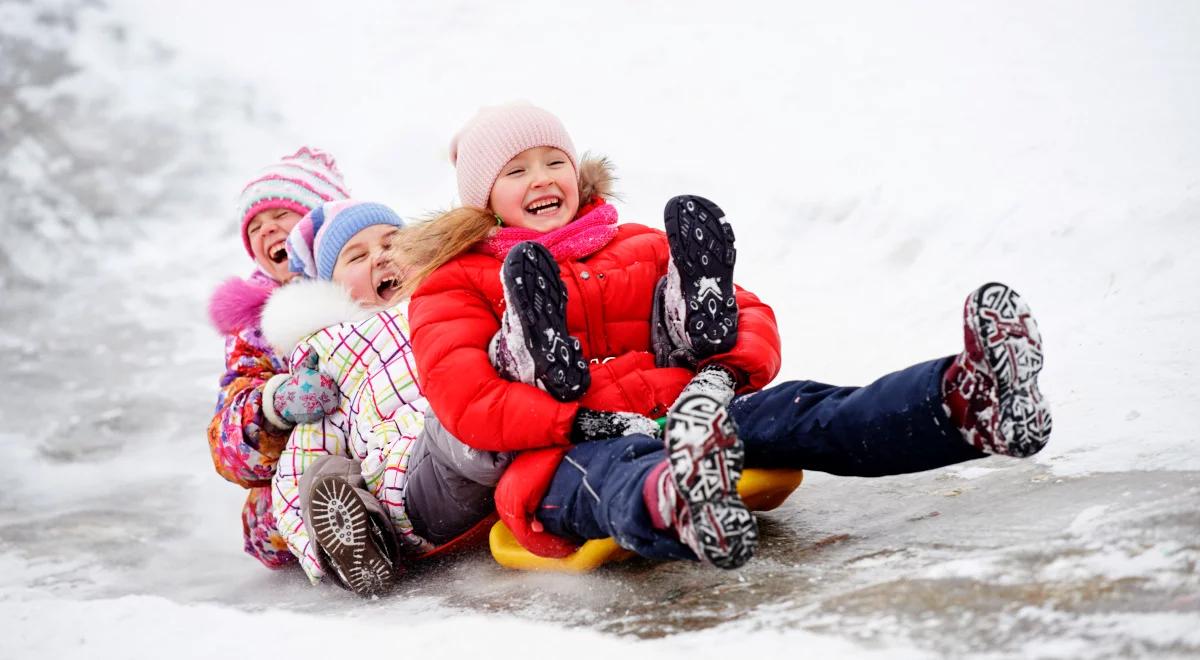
[[530, 165, 553, 187]]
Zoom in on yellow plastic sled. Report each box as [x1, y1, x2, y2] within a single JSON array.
[[489, 468, 803, 572]]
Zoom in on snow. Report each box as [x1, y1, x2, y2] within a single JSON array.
[[2, 0, 1198, 657]]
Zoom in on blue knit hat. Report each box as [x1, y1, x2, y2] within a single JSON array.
[[285, 200, 405, 281]]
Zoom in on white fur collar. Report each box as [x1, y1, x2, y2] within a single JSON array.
[[260, 279, 375, 355]]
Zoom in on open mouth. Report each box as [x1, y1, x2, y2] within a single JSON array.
[[376, 276, 401, 300], [267, 241, 287, 264], [525, 197, 562, 216]]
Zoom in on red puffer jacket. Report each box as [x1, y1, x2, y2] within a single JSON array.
[[409, 207, 781, 557]]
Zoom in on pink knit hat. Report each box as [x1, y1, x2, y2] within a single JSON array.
[[236, 147, 350, 258], [449, 103, 578, 209]]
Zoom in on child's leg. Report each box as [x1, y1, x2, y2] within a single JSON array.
[[489, 241, 590, 401], [538, 391, 756, 568], [730, 357, 984, 476], [241, 486, 297, 569], [405, 410, 512, 545], [731, 283, 1050, 475], [653, 194, 739, 367]]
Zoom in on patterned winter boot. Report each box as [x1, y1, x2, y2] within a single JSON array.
[[490, 241, 591, 402], [306, 472, 400, 597], [652, 389, 758, 569], [942, 282, 1053, 457], [660, 195, 739, 360]]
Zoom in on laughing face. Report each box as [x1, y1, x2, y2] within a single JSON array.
[[330, 224, 411, 309], [247, 208, 303, 282], [488, 146, 580, 232]]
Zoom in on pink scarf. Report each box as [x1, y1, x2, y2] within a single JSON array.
[[481, 201, 619, 261]]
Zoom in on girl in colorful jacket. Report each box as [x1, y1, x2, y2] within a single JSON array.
[[206, 148, 348, 569], [406, 103, 1053, 570]]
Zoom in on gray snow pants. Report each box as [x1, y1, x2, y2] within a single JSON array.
[[403, 411, 513, 545]]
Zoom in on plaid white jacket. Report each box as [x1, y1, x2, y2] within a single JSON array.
[[265, 285, 431, 582]]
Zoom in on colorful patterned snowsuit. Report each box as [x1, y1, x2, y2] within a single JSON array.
[[207, 270, 295, 568]]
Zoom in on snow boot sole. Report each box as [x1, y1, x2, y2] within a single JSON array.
[[664, 195, 738, 355], [309, 474, 397, 597], [501, 241, 590, 402], [665, 391, 757, 569], [964, 282, 1052, 456]]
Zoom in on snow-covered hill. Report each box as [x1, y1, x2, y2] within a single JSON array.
[[1, 1, 1197, 658]]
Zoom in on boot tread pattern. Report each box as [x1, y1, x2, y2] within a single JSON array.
[[310, 475, 395, 597], [969, 282, 1052, 456], [666, 392, 757, 569], [503, 242, 591, 401], [664, 195, 738, 354]]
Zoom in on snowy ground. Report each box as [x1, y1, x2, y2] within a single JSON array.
[[1, 1, 1198, 658]]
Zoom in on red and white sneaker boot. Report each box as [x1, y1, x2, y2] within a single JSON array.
[[943, 282, 1053, 457]]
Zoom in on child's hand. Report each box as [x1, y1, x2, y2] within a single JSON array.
[[269, 352, 340, 426], [570, 408, 662, 443]]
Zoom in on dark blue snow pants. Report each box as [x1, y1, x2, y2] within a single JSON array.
[[537, 356, 987, 560]]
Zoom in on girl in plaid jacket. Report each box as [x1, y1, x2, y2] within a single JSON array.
[[262, 200, 517, 595]]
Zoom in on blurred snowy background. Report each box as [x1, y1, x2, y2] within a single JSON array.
[[1, 0, 1197, 658]]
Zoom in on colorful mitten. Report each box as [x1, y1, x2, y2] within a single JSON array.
[[262, 352, 339, 429]]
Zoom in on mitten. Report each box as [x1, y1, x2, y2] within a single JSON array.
[[262, 352, 339, 429], [570, 408, 662, 443]]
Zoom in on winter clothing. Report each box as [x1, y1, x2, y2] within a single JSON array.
[[263, 280, 426, 582], [491, 241, 591, 402], [450, 103, 578, 209], [731, 358, 986, 476], [570, 408, 661, 444], [408, 196, 783, 557], [662, 195, 739, 354], [238, 146, 350, 258], [483, 201, 619, 260], [261, 352, 339, 428], [262, 280, 509, 583], [284, 200, 406, 281], [404, 412, 512, 545], [206, 269, 294, 569], [301, 455, 401, 596], [942, 283, 1052, 457], [538, 359, 988, 560]]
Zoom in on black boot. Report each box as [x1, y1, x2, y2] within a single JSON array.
[[491, 241, 591, 402], [662, 195, 738, 357]]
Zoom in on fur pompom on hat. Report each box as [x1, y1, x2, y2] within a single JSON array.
[[285, 200, 405, 281], [449, 103, 577, 209], [237, 147, 350, 258]]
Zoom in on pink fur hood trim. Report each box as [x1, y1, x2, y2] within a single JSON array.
[[208, 270, 280, 335]]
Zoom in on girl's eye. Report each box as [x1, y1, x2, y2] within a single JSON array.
[[347, 253, 365, 263], [548, 160, 565, 166], [248, 222, 261, 235], [505, 168, 524, 177]]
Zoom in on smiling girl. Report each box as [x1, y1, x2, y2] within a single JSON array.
[[403, 103, 1051, 571]]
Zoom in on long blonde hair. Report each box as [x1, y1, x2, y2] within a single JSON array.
[[396, 206, 496, 298]]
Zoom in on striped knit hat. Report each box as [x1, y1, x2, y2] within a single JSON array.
[[237, 147, 350, 258], [286, 200, 405, 281], [449, 103, 578, 209]]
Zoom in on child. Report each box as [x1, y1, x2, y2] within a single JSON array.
[[206, 147, 348, 569], [406, 103, 1051, 570], [260, 200, 633, 595]]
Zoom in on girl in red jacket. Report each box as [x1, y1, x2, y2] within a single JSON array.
[[406, 104, 1051, 570]]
